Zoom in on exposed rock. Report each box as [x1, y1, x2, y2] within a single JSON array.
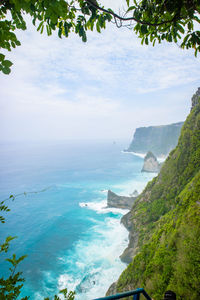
[[121, 211, 133, 231], [141, 151, 160, 173], [106, 282, 118, 297], [191, 87, 200, 110], [120, 211, 139, 264], [120, 232, 138, 264], [107, 190, 137, 210], [125, 122, 183, 156]]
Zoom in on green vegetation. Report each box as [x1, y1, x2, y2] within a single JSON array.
[[116, 97, 200, 299], [1, 0, 200, 74]]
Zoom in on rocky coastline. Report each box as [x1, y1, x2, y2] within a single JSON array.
[[107, 190, 137, 210], [105, 192, 140, 296], [106, 190, 140, 264], [105, 157, 160, 296]]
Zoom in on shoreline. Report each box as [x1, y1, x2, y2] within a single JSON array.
[[105, 208, 137, 297], [105, 174, 158, 297]]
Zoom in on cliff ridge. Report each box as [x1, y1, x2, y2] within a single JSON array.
[[107, 88, 200, 300]]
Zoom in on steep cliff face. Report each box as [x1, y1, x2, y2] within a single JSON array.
[[141, 151, 160, 173], [107, 190, 137, 210], [108, 91, 200, 299], [126, 122, 183, 156]]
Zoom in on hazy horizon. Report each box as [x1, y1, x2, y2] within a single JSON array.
[[0, 1, 199, 143]]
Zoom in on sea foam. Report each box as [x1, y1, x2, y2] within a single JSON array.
[[79, 199, 129, 215], [57, 217, 129, 300]]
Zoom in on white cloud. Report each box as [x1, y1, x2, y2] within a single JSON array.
[[0, 8, 200, 142]]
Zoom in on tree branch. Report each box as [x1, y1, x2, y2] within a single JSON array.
[[85, 0, 180, 27]]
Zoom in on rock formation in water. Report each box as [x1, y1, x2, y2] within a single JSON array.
[[125, 122, 183, 156], [141, 151, 160, 173], [107, 190, 137, 210]]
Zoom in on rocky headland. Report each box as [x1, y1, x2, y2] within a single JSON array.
[[107, 190, 137, 210], [125, 121, 183, 156]]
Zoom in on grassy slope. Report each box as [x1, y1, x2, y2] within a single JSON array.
[[116, 99, 200, 299]]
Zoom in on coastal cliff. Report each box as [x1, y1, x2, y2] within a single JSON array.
[[126, 122, 183, 156], [107, 190, 137, 210], [107, 88, 200, 299]]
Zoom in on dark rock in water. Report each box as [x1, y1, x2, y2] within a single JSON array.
[[141, 151, 160, 173], [107, 190, 137, 210]]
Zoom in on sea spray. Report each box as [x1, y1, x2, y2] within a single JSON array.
[[57, 213, 129, 300]]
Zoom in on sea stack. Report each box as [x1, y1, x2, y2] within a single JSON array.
[[141, 151, 160, 173]]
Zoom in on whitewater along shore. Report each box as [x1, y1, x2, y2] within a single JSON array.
[[106, 190, 139, 264], [106, 190, 140, 295]]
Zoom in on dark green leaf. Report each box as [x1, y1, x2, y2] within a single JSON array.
[[2, 67, 11, 75], [58, 27, 62, 38], [127, 6, 136, 13], [0, 54, 5, 61], [141, 25, 148, 34]]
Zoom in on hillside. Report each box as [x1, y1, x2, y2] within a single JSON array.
[[109, 92, 200, 299], [126, 122, 183, 156]]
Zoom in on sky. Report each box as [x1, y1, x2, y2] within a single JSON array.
[[0, 1, 200, 143]]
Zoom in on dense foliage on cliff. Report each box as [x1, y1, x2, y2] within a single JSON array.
[[116, 97, 200, 299], [1, 0, 200, 74]]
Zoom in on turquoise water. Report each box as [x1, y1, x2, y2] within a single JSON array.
[[0, 140, 155, 299]]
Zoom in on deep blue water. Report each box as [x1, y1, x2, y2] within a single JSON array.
[[0, 140, 155, 299]]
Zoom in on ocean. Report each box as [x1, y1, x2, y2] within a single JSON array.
[[0, 140, 155, 299]]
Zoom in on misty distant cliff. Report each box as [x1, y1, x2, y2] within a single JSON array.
[[126, 122, 183, 156]]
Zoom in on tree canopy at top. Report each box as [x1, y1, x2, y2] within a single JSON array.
[[0, 0, 200, 74]]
